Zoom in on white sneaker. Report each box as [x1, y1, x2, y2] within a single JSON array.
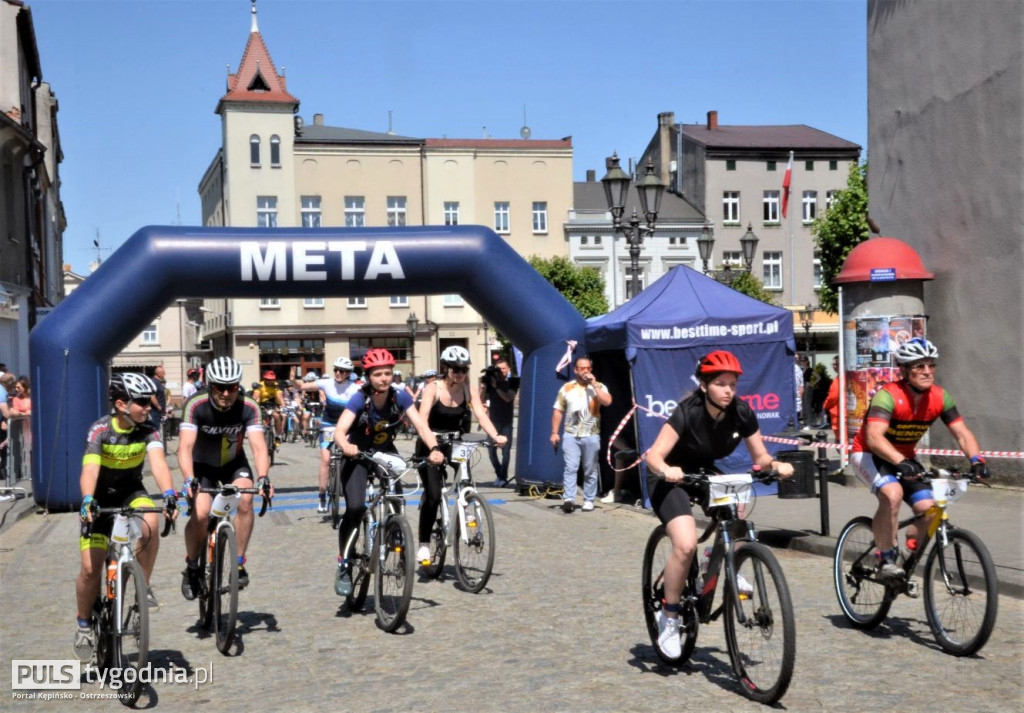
[[416, 544, 431, 566], [736, 573, 754, 598], [581, 501, 595, 512], [600, 492, 617, 504], [656, 610, 682, 659]]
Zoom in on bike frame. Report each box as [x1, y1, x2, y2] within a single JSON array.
[[436, 437, 483, 549]]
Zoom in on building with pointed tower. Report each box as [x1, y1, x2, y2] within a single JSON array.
[[198, 1, 573, 384]]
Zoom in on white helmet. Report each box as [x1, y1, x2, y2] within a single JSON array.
[[440, 345, 471, 366], [333, 357, 354, 371], [206, 356, 242, 385], [393, 369, 402, 377], [303, 372, 318, 382], [895, 338, 939, 365], [109, 373, 157, 402]]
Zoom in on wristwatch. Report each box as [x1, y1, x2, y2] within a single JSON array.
[[430, 445, 443, 453]]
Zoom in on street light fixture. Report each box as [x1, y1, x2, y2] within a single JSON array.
[[740, 222, 760, 273], [697, 225, 714, 274], [798, 303, 815, 365], [406, 312, 419, 373], [602, 154, 664, 300]]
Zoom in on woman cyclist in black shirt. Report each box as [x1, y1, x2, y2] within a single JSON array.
[[644, 350, 793, 659]]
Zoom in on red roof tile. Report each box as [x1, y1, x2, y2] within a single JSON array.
[[217, 29, 298, 110]]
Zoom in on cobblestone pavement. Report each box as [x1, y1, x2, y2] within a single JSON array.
[[1, 438, 1021, 711]]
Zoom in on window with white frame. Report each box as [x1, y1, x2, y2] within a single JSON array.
[[443, 201, 460, 226], [623, 271, 646, 302], [301, 196, 321, 228], [389, 296, 409, 307], [763, 191, 780, 223], [387, 196, 407, 226], [257, 196, 278, 227], [722, 250, 742, 268], [762, 251, 783, 289], [270, 135, 281, 166], [250, 134, 260, 166], [826, 190, 838, 210], [347, 297, 366, 308], [345, 196, 365, 227], [142, 324, 158, 345], [494, 202, 510, 233], [813, 251, 823, 289], [303, 298, 324, 309], [532, 202, 548, 233], [443, 294, 464, 307], [802, 190, 818, 223], [259, 298, 280, 309], [723, 191, 740, 223]]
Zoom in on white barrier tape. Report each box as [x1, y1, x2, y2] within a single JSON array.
[[761, 435, 1023, 460]]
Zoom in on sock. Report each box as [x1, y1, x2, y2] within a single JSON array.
[[77, 617, 91, 629]]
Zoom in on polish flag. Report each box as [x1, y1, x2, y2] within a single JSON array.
[[781, 151, 794, 219]]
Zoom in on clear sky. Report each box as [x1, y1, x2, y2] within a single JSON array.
[[28, 0, 867, 274]]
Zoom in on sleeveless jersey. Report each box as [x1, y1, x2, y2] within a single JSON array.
[[180, 392, 262, 467], [83, 415, 163, 497], [427, 383, 470, 432], [851, 380, 961, 459]]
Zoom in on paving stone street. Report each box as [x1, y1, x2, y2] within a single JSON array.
[[1, 438, 1021, 712]]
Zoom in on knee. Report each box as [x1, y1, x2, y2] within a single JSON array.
[[344, 505, 366, 522]]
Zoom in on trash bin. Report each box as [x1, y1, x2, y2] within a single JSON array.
[[776, 449, 816, 499]]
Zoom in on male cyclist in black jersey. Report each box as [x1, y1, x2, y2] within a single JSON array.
[[74, 373, 179, 660], [179, 357, 272, 598]]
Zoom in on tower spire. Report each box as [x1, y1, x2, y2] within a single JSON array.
[[250, 0, 259, 33]]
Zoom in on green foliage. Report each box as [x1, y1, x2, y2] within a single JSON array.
[[812, 162, 870, 314], [527, 255, 609, 318], [725, 270, 778, 306]]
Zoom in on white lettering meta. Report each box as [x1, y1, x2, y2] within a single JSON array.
[[240, 241, 405, 281]]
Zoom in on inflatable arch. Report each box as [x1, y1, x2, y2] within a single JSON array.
[[29, 225, 586, 510]]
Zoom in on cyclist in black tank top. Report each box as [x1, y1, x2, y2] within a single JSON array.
[[414, 347, 507, 567]]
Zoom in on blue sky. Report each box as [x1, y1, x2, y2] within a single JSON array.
[[29, 0, 867, 274]]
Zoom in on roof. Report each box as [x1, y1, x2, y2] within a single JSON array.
[[834, 237, 935, 283], [295, 124, 422, 145], [681, 124, 860, 152], [573, 181, 705, 222], [424, 138, 572, 150], [217, 25, 298, 112]]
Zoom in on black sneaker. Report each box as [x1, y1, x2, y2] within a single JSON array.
[[335, 563, 352, 597], [562, 500, 574, 514], [181, 567, 201, 601], [237, 565, 249, 590]]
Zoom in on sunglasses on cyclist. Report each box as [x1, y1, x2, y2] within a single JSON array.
[[211, 383, 240, 393], [909, 362, 937, 372], [449, 366, 469, 374], [334, 368, 350, 374], [130, 398, 153, 407]]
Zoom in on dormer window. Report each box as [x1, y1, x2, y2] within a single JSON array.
[[248, 71, 270, 93], [250, 135, 261, 166]]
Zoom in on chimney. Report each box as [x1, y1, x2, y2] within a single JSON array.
[[586, 169, 596, 182], [313, 113, 324, 126], [658, 111, 675, 188], [63, 263, 72, 273], [707, 110, 718, 130]]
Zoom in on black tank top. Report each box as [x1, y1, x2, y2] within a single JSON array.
[[427, 384, 469, 432]]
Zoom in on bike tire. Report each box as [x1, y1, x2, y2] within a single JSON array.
[[641, 525, 697, 666], [114, 558, 149, 706], [833, 516, 892, 629], [329, 459, 342, 530], [213, 526, 239, 655], [423, 511, 447, 580], [454, 492, 495, 593], [723, 542, 795, 705], [198, 542, 213, 629], [346, 518, 371, 612], [375, 514, 415, 632], [923, 527, 998, 656]]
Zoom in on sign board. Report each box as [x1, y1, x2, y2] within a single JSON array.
[[869, 267, 897, 282]]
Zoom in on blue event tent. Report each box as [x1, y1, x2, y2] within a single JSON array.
[[585, 266, 797, 502]]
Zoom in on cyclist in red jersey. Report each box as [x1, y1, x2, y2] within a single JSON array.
[[850, 338, 987, 580]]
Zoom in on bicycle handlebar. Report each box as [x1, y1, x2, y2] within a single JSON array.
[[89, 505, 176, 538], [195, 485, 271, 517], [649, 467, 780, 485]]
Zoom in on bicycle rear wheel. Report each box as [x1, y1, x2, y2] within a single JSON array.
[[833, 516, 892, 629], [346, 518, 371, 611], [375, 514, 415, 632], [923, 527, 998, 656], [454, 492, 495, 593], [641, 525, 698, 666], [423, 511, 447, 580], [114, 558, 149, 706], [723, 542, 795, 705], [213, 526, 239, 655]]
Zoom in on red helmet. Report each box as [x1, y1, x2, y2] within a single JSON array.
[[262, 370, 276, 380], [696, 350, 743, 377], [362, 348, 396, 370]]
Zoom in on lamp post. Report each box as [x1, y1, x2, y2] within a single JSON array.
[[740, 222, 760, 273], [406, 312, 419, 374], [798, 303, 815, 365], [177, 299, 187, 396], [602, 154, 664, 300], [697, 225, 714, 274]]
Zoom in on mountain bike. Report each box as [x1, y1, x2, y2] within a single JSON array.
[[85, 504, 174, 706], [326, 436, 343, 529], [260, 407, 279, 467], [642, 468, 795, 705], [192, 484, 271, 654], [306, 402, 323, 447], [421, 431, 496, 593], [833, 469, 997, 656], [283, 405, 300, 443], [340, 451, 416, 632]]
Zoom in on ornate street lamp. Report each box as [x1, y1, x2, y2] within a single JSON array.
[[798, 304, 815, 365], [740, 222, 760, 273], [602, 154, 664, 300], [697, 225, 715, 274], [406, 312, 419, 373]]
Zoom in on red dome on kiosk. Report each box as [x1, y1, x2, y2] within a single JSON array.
[[834, 237, 934, 284]]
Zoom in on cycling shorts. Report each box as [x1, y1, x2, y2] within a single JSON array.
[[319, 425, 336, 450], [850, 452, 934, 505], [646, 474, 709, 524], [80, 489, 154, 552], [194, 458, 255, 489]]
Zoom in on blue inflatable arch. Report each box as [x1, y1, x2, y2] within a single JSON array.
[[30, 225, 586, 510]]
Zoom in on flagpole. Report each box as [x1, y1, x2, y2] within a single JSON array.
[[787, 151, 795, 300]]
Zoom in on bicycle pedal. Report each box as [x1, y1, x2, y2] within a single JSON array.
[[904, 579, 921, 598]]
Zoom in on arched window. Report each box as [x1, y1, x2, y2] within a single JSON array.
[[270, 135, 281, 166], [250, 135, 261, 166]]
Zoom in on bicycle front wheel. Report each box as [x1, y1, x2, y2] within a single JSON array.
[[114, 558, 149, 706], [213, 526, 239, 655], [375, 514, 415, 632], [723, 542, 795, 705], [454, 492, 495, 593], [923, 527, 998, 656], [833, 516, 892, 629], [641, 525, 698, 666]]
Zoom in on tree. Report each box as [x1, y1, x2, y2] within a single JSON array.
[[725, 270, 778, 306], [812, 162, 870, 314]]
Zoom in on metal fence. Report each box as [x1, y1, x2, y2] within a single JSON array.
[[2, 414, 31, 487]]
